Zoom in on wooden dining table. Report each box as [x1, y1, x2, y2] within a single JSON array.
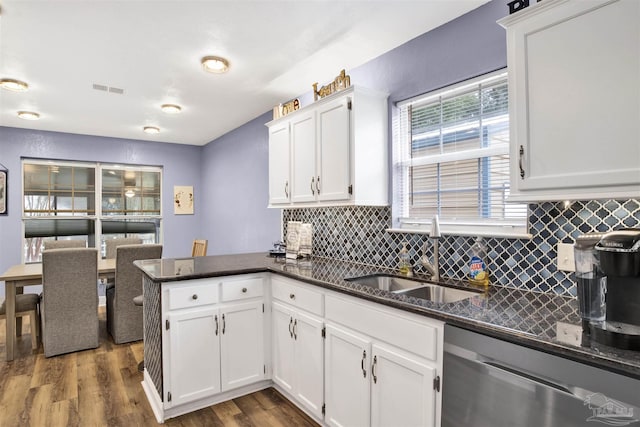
[[0, 258, 116, 361]]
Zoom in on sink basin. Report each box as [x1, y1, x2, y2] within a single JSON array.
[[345, 273, 481, 303], [344, 274, 424, 292], [396, 284, 480, 303]]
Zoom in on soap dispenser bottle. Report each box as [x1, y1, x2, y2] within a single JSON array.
[[398, 243, 413, 276], [469, 237, 489, 286]]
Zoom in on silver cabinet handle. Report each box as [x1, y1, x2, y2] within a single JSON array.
[[519, 145, 525, 179], [289, 317, 293, 338], [242, 287, 247, 293], [289, 293, 295, 300], [316, 176, 320, 194], [192, 294, 198, 300], [311, 177, 315, 195], [293, 319, 298, 340], [372, 355, 378, 384], [215, 315, 219, 336], [285, 181, 289, 198], [222, 313, 226, 334], [361, 350, 367, 378]]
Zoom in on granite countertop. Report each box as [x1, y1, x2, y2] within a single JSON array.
[[134, 252, 640, 379]]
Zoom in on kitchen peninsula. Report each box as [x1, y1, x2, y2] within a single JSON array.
[[135, 253, 640, 424]]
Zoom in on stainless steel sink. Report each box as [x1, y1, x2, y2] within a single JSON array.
[[344, 273, 481, 303], [344, 274, 424, 292], [395, 284, 480, 303]]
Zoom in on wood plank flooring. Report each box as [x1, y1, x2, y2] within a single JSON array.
[[0, 308, 319, 427]]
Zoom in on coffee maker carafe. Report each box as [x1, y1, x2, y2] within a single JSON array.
[[591, 229, 640, 350], [573, 233, 606, 326]]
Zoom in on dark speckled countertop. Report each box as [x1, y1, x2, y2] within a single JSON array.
[[134, 252, 640, 379]]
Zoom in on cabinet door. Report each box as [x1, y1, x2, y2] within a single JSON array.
[[167, 307, 220, 407], [220, 301, 264, 392], [370, 343, 437, 427], [291, 111, 317, 203], [317, 97, 351, 202], [272, 301, 296, 393], [508, 0, 640, 197], [293, 310, 324, 419], [268, 122, 291, 205], [325, 323, 371, 427]]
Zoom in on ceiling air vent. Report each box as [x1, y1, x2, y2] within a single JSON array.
[[92, 83, 124, 95]]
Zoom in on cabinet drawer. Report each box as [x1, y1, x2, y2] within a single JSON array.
[[272, 276, 323, 316], [168, 279, 219, 310], [220, 276, 264, 302], [325, 294, 439, 361]]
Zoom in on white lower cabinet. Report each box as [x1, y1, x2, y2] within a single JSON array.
[[370, 343, 437, 427], [325, 324, 371, 427], [151, 273, 443, 426], [324, 293, 443, 427], [272, 300, 324, 419], [325, 323, 437, 427], [159, 275, 266, 418], [168, 300, 264, 406], [167, 306, 221, 406], [220, 300, 265, 391]]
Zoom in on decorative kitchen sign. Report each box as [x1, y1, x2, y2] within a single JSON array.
[[507, 0, 542, 15], [174, 185, 194, 215], [273, 98, 300, 120], [0, 163, 7, 215], [313, 69, 351, 101]]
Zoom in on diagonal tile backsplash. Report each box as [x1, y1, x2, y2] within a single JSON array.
[[283, 199, 640, 297]]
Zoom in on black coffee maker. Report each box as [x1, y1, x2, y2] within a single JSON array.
[[590, 229, 640, 350]]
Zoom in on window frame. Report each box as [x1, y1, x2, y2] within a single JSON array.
[[390, 69, 530, 238], [21, 159, 163, 263]]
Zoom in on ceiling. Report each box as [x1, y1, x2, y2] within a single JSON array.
[[0, 0, 489, 146]]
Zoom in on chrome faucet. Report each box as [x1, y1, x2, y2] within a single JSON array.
[[420, 215, 441, 281]]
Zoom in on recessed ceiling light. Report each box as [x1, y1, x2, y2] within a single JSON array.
[[161, 104, 182, 114], [201, 56, 230, 73], [17, 111, 40, 120], [143, 126, 160, 134], [0, 78, 29, 92]]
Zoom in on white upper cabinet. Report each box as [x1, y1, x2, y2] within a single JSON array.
[[291, 110, 317, 203], [317, 97, 351, 202], [499, 0, 640, 201], [268, 122, 291, 205], [267, 86, 388, 207]]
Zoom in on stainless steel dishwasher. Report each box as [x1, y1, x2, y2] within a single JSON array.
[[443, 324, 640, 427]]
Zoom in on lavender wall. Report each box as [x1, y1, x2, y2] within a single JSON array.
[[348, 0, 506, 104], [200, 112, 281, 255], [0, 126, 203, 297]]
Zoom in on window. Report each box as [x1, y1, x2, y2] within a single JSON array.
[[22, 160, 162, 262], [393, 70, 527, 236]]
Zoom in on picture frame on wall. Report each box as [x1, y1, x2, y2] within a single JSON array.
[[174, 185, 194, 215], [0, 169, 7, 215]]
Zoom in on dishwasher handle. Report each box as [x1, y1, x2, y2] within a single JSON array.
[[484, 361, 573, 395]]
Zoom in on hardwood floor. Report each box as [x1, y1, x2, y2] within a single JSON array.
[[0, 308, 319, 427]]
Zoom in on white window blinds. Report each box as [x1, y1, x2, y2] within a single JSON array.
[[393, 70, 527, 236]]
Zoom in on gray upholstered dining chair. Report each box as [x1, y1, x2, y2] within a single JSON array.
[[43, 240, 86, 250], [41, 248, 99, 357], [0, 294, 40, 351], [106, 244, 162, 344], [105, 237, 142, 259]]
